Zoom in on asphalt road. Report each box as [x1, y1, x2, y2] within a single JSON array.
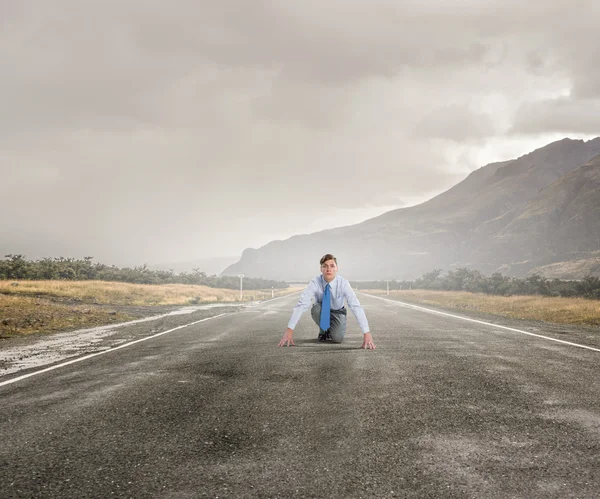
[[1, 293, 599, 498]]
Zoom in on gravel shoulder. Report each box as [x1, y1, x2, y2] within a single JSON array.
[[0, 303, 243, 378]]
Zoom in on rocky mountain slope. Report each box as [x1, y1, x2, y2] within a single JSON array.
[[223, 138, 600, 280], [478, 154, 600, 277]]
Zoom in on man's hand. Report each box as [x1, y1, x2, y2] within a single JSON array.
[[278, 327, 295, 347], [361, 332, 376, 350]]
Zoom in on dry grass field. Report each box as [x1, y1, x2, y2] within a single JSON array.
[[7, 281, 598, 339], [364, 289, 600, 326], [0, 280, 299, 337]]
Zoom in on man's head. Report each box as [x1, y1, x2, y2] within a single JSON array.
[[320, 254, 338, 283]]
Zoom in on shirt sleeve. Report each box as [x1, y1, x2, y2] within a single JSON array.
[[343, 280, 370, 334], [287, 279, 319, 330]]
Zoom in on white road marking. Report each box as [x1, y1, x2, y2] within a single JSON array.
[[254, 292, 301, 304], [365, 293, 600, 353], [0, 314, 228, 388]]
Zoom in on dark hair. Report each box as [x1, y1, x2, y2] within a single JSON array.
[[320, 254, 337, 266]]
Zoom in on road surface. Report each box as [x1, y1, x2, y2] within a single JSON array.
[[1, 293, 599, 498]]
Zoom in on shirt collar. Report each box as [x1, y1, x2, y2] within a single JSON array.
[[320, 274, 338, 287]]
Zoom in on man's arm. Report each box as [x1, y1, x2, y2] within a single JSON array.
[[278, 280, 318, 347], [343, 280, 376, 350]]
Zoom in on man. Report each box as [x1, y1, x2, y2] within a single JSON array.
[[278, 254, 376, 350]]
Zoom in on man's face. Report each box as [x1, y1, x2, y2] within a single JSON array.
[[320, 259, 338, 283]]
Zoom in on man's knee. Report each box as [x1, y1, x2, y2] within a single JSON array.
[[329, 321, 346, 342], [329, 313, 346, 343], [329, 331, 344, 343]]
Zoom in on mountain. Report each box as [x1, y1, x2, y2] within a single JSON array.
[[223, 138, 600, 281], [478, 154, 600, 277]]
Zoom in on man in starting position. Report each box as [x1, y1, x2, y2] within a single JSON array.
[[278, 253, 376, 350]]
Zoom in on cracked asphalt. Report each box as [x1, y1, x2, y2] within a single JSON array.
[[1, 293, 599, 498]]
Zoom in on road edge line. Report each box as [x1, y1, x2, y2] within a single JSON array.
[[0, 313, 229, 388], [362, 293, 600, 353]]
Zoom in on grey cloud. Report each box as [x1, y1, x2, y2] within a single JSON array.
[[2, 1, 600, 266], [511, 97, 600, 135], [3, 1, 589, 142], [568, 54, 600, 99], [0, 0, 504, 135], [414, 105, 498, 142]]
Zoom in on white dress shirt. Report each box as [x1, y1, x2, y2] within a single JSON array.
[[287, 274, 370, 334]]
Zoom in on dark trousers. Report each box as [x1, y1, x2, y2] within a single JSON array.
[[311, 302, 347, 343]]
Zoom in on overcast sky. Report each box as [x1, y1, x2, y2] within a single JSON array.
[[2, 0, 599, 267]]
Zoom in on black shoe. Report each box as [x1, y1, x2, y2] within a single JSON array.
[[318, 330, 331, 342]]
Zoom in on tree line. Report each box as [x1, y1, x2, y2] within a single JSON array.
[[352, 267, 600, 300], [4, 255, 598, 299], [0, 255, 288, 290]]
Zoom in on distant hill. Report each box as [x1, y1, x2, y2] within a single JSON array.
[[223, 138, 600, 280]]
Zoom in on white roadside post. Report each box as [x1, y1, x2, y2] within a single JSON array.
[[238, 274, 244, 301], [386, 280, 389, 296]]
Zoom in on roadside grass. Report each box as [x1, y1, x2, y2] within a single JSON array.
[[0, 280, 300, 338], [0, 294, 134, 338], [363, 289, 600, 326]]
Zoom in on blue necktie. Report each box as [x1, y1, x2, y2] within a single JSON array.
[[320, 283, 331, 331]]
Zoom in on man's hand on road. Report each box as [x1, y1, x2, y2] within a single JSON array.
[[361, 332, 376, 350], [278, 328, 295, 347]]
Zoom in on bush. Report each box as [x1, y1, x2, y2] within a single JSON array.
[[353, 268, 600, 300], [0, 255, 288, 291]]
